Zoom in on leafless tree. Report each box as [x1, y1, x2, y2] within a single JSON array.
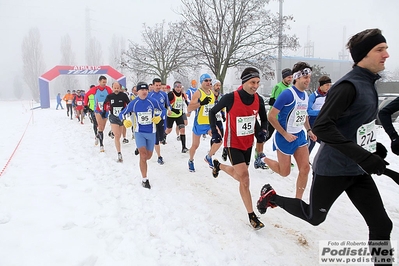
[[13, 75, 23, 99], [179, 0, 299, 87], [60, 34, 79, 92], [22, 27, 46, 102], [109, 35, 126, 72], [122, 21, 193, 83], [86, 37, 103, 85]]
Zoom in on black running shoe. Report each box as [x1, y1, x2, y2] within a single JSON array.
[[222, 148, 228, 161], [212, 159, 221, 178], [142, 180, 151, 189], [134, 148, 139, 155], [249, 212, 264, 230], [181, 147, 188, 153], [257, 184, 277, 214], [108, 130, 114, 139]]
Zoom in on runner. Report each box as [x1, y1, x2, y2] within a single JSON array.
[[84, 75, 113, 152], [187, 73, 221, 172], [73, 90, 85, 124], [260, 62, 316, 199], [148, 78, 171, 165], [165, 81, 189, 154], [209, 67, 268, 229], [103, 82, 130, 162], [63, 90, 74, 120], [119, 82, 166, 189], [257, 30, 392, 262]]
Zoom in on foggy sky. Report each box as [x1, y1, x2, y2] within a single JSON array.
[[1, 0, 398, 97]]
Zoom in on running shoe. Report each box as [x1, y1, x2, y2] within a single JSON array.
[[202, 134, 207, 139], [100, 146, 105, 152], [249, 212, 264, 230], [123, 138, 129, 144], [222, 148, 228, 162], [94, 137, 99, 146], [117, 153, 123, 163], [257, 184, 277, 214], [142, 180, 151, 189], [204, 154, 214, 168], [188, 160, 195, 172], [212, 159, 221, 178], [181, 147, 188, 153], [157, 156, 164, 165], [254, 152, 269, 170], [134, 148, 139, 155], [161, 138, 167, 145]]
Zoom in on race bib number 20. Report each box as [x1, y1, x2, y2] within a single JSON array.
[[357, 120, 376, 153]]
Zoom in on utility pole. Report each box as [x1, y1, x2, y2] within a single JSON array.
[[277, 0, 283, 82]]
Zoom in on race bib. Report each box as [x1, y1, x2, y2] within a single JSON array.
[[202, 103, 214, 117], [174, 100, 183, 110], [113, 107, 122, 116], [76, 101, 83, 106], [357, 120, 377, 152], [67, 100, 72, 104], [236, 115, 256, 136], [137, 111, 152, 125], [292, 105, 307, 127]]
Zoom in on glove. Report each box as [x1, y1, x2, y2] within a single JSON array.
[[171, 108, 180, 114], [374, 142, 388, 159], [257, 130, 267, 143], [83, 105, 90, 114], [152, 116, 161, 124], [211, 130, 222, 143], [200, 96, 211, 106], [358, 154, 388, 175], [123, 119, 132, 128], [391, 134, 399, 155], [100, 111, 107, 118]]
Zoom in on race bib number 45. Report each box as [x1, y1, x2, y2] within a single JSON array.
[[236, 115, 256, 136], [357, 120, 376, 152]]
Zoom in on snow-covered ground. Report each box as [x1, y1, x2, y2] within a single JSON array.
[[0, 100, 397, 266]]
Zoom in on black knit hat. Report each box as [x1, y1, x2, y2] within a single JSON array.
[[137, 82, 149, 91], [282, 68, 292, 79]]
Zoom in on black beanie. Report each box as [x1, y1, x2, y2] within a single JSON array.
[[241, 67, 260, 84], [282, 68, 292, 79], [137, 82, 149, 91]]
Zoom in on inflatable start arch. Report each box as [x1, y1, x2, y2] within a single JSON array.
[[38, 65, 126, 108]]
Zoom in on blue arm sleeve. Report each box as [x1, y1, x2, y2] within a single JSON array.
[[119, 101, 133, 120], [307, 93, 319, 117]]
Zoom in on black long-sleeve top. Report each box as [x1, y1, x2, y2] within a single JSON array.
[[209, 89, 267, 133], [378, 96, 399, 140]]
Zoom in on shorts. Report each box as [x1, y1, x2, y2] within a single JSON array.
[[192, 119, 211, 136], [108, 114, 123, 126], [135, 132, 156, 151], [166, 116, 185, 129], [273, 130, 307, 155], [225, 147, 252, 166], [94, 110, 109, 118]]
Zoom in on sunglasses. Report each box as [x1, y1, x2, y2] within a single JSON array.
[[203, 79, 212, 83]]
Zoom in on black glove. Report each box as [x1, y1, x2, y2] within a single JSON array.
[[100, 111, 107, 118], [374, 142, 388, 159], [83, 105, 90, 114], [211, 130, 222, 143], [200, 96, 211, 106], [391, 134, 399, 156], [256, 130, 267, 143], [171, 108, 180, 114], [358, 154, 388, 175]]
